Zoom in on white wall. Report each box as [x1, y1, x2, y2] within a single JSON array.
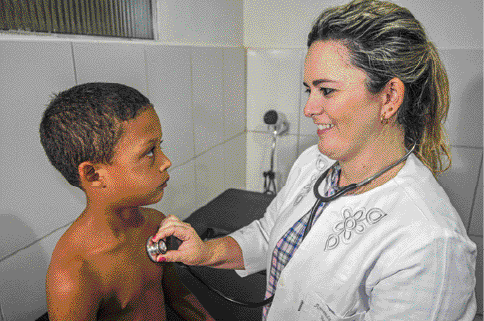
[[0, 1, 245, 320], [244, 0, 483, 317], [157, 0, 243, 46]]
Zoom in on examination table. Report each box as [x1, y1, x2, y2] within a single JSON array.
[[171, 188, 275, 321]]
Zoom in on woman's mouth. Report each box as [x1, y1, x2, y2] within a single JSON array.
[[317, 123, 334, 135]]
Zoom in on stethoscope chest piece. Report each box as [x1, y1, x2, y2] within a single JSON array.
[[146, 236, 167, 262]]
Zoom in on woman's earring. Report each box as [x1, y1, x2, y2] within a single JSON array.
[[380, 113, 389, 125]]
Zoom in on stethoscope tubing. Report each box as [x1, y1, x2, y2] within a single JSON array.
[[178, 263, 274, 308], [313, 143, 417, 202], [306, 143, 416, 238], [146, 236, 273, 307]]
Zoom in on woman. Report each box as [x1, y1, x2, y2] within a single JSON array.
[[153, 0, 477, 319]]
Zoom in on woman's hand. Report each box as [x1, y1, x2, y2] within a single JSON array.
[[151, 215, 210, 266]]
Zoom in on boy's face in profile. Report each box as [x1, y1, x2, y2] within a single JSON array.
[[100, 106, 171, 207]]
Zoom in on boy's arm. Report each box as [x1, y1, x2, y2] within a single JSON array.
[[162, 262, 215, 321], [46, 259, 102, 321]]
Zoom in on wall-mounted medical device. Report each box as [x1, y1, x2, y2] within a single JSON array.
[[263, 109, 289, 136], [263, 110, 289, 195]]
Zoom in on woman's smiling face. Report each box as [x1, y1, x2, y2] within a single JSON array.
[[303, 40, 384, 162]]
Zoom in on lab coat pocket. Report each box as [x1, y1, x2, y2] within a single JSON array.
[[297, 291, 365, 321]]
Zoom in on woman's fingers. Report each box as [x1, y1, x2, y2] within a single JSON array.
[[151, 215, 208, 265], [158, 249, 185, 263], [152, 215, 191, 243]]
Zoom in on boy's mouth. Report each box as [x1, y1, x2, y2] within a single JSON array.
[[159, 177, 170, 188]]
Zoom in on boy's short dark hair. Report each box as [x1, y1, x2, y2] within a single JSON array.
[[40, 82, 151, 188]]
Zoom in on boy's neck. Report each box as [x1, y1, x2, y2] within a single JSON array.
[[82, 200, 145, 237]]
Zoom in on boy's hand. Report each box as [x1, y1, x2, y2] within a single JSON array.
[[151, 215, 210, 266]]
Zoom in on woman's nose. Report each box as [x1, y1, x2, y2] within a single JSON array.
[[304, 93, 322, 118]]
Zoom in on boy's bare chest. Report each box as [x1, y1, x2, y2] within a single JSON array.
[[92, 234, 166, 317]]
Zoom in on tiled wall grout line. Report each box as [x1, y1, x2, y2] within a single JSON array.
[[143, 47, 150, 99], [0, 302, 6, 321], [467, 152, 483, 233], [189, 49, 198, 206], [0, 220, 73, 264], [450, 145, 484, 151], [70, 42, 78, 85]]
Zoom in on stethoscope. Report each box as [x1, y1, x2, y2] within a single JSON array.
[[146, 143, 417, 308]]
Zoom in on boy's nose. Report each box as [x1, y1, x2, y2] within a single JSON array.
[[159, 153, 171, 172]]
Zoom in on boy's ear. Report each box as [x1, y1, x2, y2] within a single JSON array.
[[78, 162, 106, 188]]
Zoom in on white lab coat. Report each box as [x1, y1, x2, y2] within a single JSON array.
[[230, 145, 477, 321]]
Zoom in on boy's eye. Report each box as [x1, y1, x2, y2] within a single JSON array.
[[146, 147, 155, 157], [145, 140, 163, 158]]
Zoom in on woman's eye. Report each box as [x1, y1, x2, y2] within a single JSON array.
[[304, 87, 335, 96], [321, 87, 335, 96]]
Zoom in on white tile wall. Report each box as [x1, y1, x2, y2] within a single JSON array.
[[157, 0, 243, 46], [0, 226, 68, 321], [244, 0, 348, 48], [145, 45, 195, 168], [73, 42, 148, 96], [437, 147, 483, 229], [440, 49, 483, 148], [195, 143, 227, 206], [469, 160, 483, 236], [192, 134, 248, 208], [223, 133, 248, 191], [246, 131, 298, 192], [223, 48, 247, 141], [191, 47, 226, 156], [246, 49, 305, 135], [151, 160, 198, 221], [0, 40, 81, 260], [395, 0, 483, 50]]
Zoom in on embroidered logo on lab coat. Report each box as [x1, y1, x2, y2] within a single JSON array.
[[294, 155, 329, 207], [324, 207, 387, 251]]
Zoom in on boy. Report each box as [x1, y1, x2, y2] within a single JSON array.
[[40, 83, 214, 320]]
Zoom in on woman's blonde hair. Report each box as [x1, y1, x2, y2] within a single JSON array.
[[308, 0, 451, 175]]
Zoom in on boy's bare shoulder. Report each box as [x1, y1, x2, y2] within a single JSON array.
[[46, 251, 101, 298], [46, 229, 103, 319], [47, 220, 104, 290], [47, 223, 101, 284]]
